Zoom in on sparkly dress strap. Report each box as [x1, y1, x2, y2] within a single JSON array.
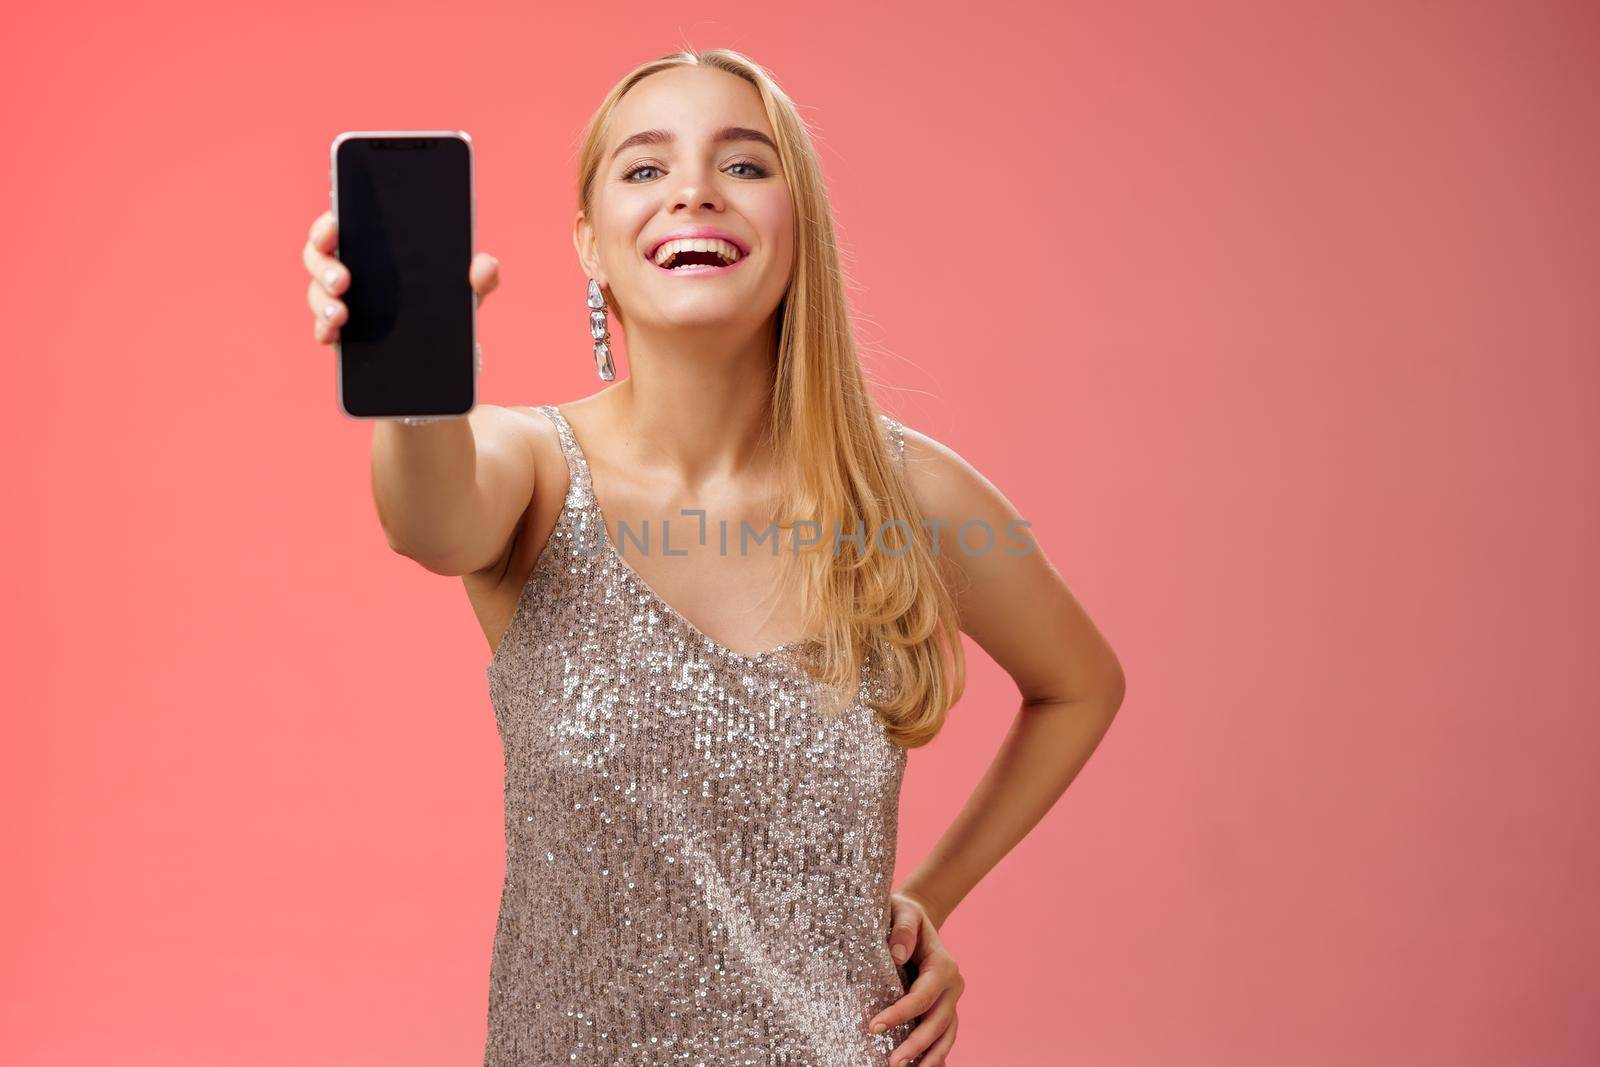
[[536, 404, 593, 497], [879, 412, 907, 471]]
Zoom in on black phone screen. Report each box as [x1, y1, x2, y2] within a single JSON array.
[[332, 133, 474, 419]]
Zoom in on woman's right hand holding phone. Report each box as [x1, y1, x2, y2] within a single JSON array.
[[302, 209, 500, 344], [303, 208, 527, 576]]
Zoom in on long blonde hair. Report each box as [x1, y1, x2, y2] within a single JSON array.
[[575, 48, 965, 748]]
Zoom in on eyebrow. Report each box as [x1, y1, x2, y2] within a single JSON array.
[[608, 125, 779, 163]]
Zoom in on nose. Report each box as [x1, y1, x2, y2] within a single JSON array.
[[668, 162, 725, 213]]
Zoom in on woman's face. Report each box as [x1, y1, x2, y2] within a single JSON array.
[[576, 66, 795, 337]]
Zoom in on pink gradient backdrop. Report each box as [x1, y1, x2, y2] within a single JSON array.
[[4, 1, 1597, 1063]]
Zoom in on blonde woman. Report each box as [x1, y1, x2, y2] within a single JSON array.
[[302, 48, 1123, 1067]]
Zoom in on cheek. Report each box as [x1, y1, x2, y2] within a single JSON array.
[[594, 197, 653, 269], [755, 192, 797, 269]]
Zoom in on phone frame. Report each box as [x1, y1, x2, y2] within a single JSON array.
[[328, 129, 477, 422]]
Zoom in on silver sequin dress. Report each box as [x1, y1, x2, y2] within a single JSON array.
[[483, 405, 915, 1066]]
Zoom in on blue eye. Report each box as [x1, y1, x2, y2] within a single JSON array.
[[622, 164, 663, 182], [621, 159, 771, 182]]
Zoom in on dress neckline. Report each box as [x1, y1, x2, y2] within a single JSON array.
[[544, 404, 814, 667]]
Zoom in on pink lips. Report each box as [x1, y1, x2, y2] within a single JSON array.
[[646, 227, 751, 277]]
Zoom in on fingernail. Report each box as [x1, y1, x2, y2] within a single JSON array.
[[870, 1022, 886, 1033], [322, 304, 336, 319], [892, 945, 908, 962], [324, 268, 339, 288]]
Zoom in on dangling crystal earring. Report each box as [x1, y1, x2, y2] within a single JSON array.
[[587, 278, 616, 381]]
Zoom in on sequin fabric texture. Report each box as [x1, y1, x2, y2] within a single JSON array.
[[483, 405, 914, 1066]]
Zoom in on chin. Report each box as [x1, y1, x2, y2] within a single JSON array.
[[660, 308, 752, 331], [653, 291, 770, 326]]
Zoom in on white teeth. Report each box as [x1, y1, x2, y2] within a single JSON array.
[[651, 237, 743, 268]]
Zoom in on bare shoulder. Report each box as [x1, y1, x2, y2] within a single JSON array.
[[491, 401, 552, 432], [464, 401, 544, 454], [478, 403, 567, 474], [897, 420, 1124, 703], [898, 422, 1028, 538]]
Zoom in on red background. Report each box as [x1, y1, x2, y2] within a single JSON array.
[[5, 1, 1598, 1063]]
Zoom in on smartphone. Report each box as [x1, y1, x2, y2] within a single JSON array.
[[329, 130, 476, 420]]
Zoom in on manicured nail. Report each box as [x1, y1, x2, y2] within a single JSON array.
[[322, 304, 336, 319], [324, 268, 339, 288], [870, 1021, 885, 1033], [892, 945, 908, 962]]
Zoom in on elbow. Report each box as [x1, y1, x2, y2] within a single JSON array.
[[1074, 655, 1126, 716], [376, 501, 479, 577], [1091, 642, 1127, 711], [1023, 655, 1125, 712], [1102, 659, 1127, 713], [384, 529, 477, 577]]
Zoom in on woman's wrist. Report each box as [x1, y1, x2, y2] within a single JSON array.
[[893, 883, 953, 930]]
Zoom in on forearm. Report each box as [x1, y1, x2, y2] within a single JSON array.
[[370, 418, 484, 566], [895, 688, 1123, 929]]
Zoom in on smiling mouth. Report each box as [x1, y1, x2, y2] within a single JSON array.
[[648, 238, 748, 273]]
